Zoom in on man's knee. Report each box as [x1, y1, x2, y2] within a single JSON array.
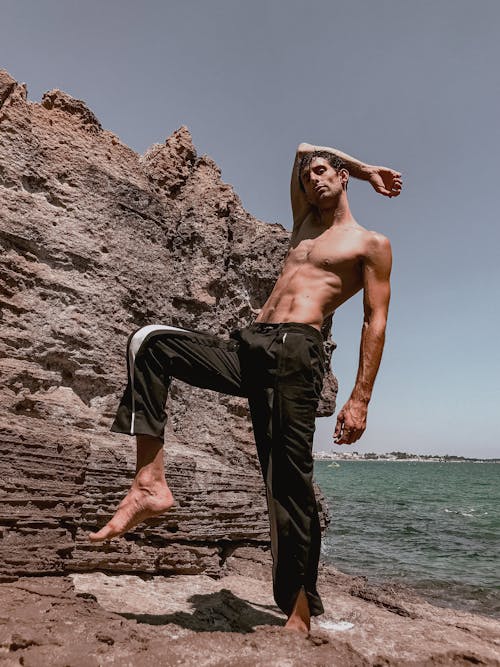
[[126, 325, 145, 352], [126, 324, 187, 357]]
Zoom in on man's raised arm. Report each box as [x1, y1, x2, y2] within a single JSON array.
[[333, 233, 392, 445]]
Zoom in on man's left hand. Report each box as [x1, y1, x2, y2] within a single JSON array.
[[368, 166, 402, 198], [333, 399, 368, 445]]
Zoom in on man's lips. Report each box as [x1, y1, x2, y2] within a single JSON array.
[[314, 185, 327, 194]]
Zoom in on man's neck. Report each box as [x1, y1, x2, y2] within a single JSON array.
[[317, 194, 355, 229]]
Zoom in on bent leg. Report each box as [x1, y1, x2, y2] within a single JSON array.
[[110, 323, 244, 438], [90, 324, 243, 542]]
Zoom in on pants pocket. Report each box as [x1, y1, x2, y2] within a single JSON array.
[[279, 332, 314, 386]]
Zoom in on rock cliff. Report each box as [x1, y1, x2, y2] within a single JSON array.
[[0, 69, 337, 579]]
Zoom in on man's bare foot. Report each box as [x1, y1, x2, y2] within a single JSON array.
[[284, 587, 311, 634], [88, 483, 175, 542]]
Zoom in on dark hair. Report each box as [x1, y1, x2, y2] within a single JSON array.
[[298, 150, 348, 192]]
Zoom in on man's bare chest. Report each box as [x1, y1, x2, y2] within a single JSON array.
[[285, 232, 364, 278]]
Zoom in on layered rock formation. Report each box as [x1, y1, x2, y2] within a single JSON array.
[[0, 69, 337, 579]]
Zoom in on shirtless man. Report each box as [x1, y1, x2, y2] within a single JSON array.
[[88, 142, 402, 635]]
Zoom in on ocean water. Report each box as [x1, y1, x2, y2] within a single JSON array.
[[314, 460, 500, 618]]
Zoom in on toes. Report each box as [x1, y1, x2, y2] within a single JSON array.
[[89, 526, 114, 542], [88, 530, 108, 542], [89, 518, 125, 541]]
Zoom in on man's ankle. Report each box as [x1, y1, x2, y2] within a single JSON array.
[[132, 474, 168, 491]]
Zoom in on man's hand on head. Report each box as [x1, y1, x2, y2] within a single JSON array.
[[333, 399, 368, 445], [367, 166, 402, 198]]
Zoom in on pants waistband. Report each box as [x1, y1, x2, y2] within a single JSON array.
[[247, 321, 324, 347]]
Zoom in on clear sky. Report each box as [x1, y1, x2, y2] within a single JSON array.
[[2, 0, 499, 457]]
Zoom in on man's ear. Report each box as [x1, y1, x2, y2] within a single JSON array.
[[340, 168, 349, 190]]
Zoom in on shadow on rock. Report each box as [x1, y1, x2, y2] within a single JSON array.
[[119, 587, 283, 633]]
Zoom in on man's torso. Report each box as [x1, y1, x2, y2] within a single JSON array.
[[256, 214, 376, 329]]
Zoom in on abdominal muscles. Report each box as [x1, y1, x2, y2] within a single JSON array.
[[256, 264, 361, 328]]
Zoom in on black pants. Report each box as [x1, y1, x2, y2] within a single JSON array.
[[110, 321, 326, 617]]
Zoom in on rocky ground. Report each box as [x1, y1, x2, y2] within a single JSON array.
[[1, 552, 499, 666]]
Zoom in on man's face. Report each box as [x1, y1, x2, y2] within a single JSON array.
[[300, 157, 345, 207]]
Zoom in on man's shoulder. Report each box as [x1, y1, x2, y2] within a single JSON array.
[[361, 229, 392, 256], [360, 230, 392, 273], [339, 225, 392, 266], [335, 223, 391, 256]]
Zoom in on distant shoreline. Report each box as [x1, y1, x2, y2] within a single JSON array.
[[314, 453, 500, 463]]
